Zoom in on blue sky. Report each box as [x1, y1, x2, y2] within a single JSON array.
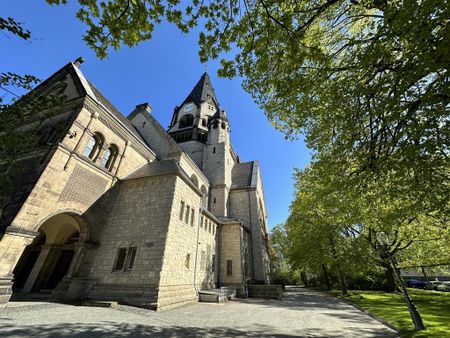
[[1, 1, 311, 229]]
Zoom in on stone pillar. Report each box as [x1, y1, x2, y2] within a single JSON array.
[[52, 243, 86, 300], [0, 229, 36, 306], [64, 242, 85, 279], [22, 244, 61, 293], [63, 241, 99, 301]]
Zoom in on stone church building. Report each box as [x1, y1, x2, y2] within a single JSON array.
[[0, 59, 271, 310]]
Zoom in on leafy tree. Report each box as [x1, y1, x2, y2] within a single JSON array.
[[286, 163, 381, 294], [270, 224, 301, 286], [47, 0, 448, 217], [287, 154, 450, 292]]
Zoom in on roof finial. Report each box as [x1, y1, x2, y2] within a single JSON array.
[[74, 57, 84, 68], [204, 63, 208, 74]]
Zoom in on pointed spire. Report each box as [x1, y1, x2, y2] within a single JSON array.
[[180, 72, 220, 108]]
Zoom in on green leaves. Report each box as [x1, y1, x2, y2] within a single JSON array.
[[0, 17, 31, 40], [40, 0, 448, 280]]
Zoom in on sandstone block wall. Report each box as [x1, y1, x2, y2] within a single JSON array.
[[248, 285, 282, 300], [0, 98, 155, 304], [84, 174, 177, 305], [157, 175, 217, 310], [228, 188, 270, 283], [219, 223, 243, 286]]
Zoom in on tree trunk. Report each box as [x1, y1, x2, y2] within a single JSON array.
[[421, 266, 430, 287], [336, 264, 348, 296], [322, 264, 331, 290], [327, 235, 347, 295], [380, 254, 396, 292], [301, 271, 308, 287]]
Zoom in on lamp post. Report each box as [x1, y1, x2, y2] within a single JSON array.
[[376, 232, 425, 331]]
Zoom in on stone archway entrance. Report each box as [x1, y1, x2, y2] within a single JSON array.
[[12, 213, 87, 295]]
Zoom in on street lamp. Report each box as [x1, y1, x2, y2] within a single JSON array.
[[376, 232, 425, 331]]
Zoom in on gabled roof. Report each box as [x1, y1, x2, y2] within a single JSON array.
[[124, 160, 180, 180], [180, 72, 220, 108], [70, 63, 149, 146], [124, 159, 203, 196]]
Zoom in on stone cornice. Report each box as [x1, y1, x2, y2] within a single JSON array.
[[5, 226, 39, 239]]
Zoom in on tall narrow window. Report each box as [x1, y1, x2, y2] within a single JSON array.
[[200, 185, 207, 207], [179, 201, 185, 220], [101, 148, 111, 167], [200, 216, 204, 228], [185, 254, 191, 269], [83, 136, 96, 158], [125, 247, 137, 271], [212, 255, 215, 272], [83, 133, 103, 159], [185, 206, 190, 224], [190, 208, 195, 226], [113, 248, 127, 271], [101, 145, 118, 171], [227, 260, 232, 276]]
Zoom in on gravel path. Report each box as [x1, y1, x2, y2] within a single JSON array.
[[0, 287, 397, 337]]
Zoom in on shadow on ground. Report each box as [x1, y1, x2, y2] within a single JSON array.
[[0, 321, 395, 338]]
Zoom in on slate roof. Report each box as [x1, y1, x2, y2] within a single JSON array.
[[124, 160, 180, 180], [216, 216, 241, 224], [84, 79, 148, 146], [231, 161, 255, 189], [180, 72, 220, 108]]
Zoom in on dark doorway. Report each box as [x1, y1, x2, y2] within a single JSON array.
[[42, 249, 74, 290], [12, 229, 80, 293], [12, 232, 45, 290]]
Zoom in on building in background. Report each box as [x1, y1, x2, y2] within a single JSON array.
[[0, 59, 271, 309]]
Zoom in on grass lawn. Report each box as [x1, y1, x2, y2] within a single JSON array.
[[331, 289, 450, 337]]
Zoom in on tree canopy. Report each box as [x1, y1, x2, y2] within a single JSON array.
[[46, 0, 448, 217]]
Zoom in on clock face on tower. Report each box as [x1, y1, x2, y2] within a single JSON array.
[[184, 103, 194, 112]]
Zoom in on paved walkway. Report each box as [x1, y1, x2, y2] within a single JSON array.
[[0, 287, 397, 337]]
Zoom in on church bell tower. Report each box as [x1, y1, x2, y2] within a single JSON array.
[[168, 73, 234, 216], [168, 72, 221, 168]]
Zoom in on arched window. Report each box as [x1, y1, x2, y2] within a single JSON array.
[[179, 114, 194, 128], [191, 174, 198, 187], [101, 144, 119, 172], [200, 185, 208, 207], [83, 133, 104, 159]]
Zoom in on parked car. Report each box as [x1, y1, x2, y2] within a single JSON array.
[[428, 281, 441, 290], [436, 281, 450, 292], [405, 279, 428, 289]]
